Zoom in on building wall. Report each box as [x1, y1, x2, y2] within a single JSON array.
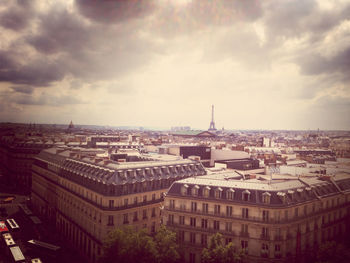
[[163, 187, 350, 263], [31, 149, 206, 262]]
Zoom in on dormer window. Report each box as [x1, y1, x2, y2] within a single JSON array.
[[305, 187, 312, 195], [215, 187, 223, 199], [288, 190, 295, 200], [297, 188, 303, 196], [242, 190, 251, 201], [203, 186, 211, 197], [277, 192, 286, 203], [262, 192, 271, 204], [192, 185, 199, 196], [181, 184, 189, 195], [226, 188, 235, 200]]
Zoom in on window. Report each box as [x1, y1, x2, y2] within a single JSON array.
[[133, 211, 138, 222], [190, 217, 196, 227], [109, 200, 114, 208], [190, 233, 196, 244], [241, 224, 248, 236], [294, 208, 299, 218], [262, 227, 269, 238], [124, 198, 128, 206], [261, 243, 269, 257], [215, 188, 223, 198], [262, 210, 269, 222], [275, 244, 281, 252], [152, 208, 156, 217], [152, 193, 156, 200], [262, 192, 271, 204], [178, 230, 185, 242], [284, 210, 289, 220], [201, 234, 207, 246], [225, 222, 232, 232], [134, 196, 138, 204], [241, 240, 248, 252], [242, 208, 249, 219], [226, 188, 235, 199], [242, 190, 250, 201], [168, 214, 174, 225], [226, 206, 233, 217], [202, 203, 209, 214], [181, 184, 189, 195], [179, 216, 185, 225], [213, 220, 220, 230], [123, 214, 129, 224], [192, 185, 199, 196], [191, 202, 197, 212], [203, 186, 210, 197], [142, 209, 147, 219], [201, 219, 208, 229], [189, 252, 196, 263], [108, 215, 114, 226], [214, 205, 221, 215], [169, 199, 175, 209], [151, 222, 155, 233], [143, 195, 147, 202]]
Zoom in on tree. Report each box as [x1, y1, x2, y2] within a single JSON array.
[[99, 225, 180, 263], [154, 225, 180, 263], [99, 226, 157, 263], [201, 233, 244, 263]]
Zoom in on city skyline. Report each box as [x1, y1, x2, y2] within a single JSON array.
[[0, 0, 349, 130]]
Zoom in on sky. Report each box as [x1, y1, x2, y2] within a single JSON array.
[[0, 0, 349, 130]]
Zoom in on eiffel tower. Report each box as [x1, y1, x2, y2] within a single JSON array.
[[208, 105, 217, 131]]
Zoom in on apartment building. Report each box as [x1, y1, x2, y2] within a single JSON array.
[[163, 173, 350, 263], [31, 147, 206, 262]]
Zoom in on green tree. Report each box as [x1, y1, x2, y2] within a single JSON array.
[[99, 226, 157, 263], [154, 225, 180, 263], [99, 225, 180, 263], [202, 233, 244, 263]]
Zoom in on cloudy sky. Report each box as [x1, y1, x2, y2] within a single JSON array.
[[0, 0, 349, 130]]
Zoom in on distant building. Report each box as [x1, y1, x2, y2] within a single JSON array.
[[215, 158, 260, 170], [171, 130, 216, 138]]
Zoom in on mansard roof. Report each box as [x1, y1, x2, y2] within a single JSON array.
[[167, 174, 348, 207]]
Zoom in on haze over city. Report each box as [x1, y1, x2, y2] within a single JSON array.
[[0, 0, 349, 130]]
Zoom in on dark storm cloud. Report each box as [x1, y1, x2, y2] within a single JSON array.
[[1, 4, 158, 89], [10, 92, 85, 106], [11, 86, 34, 94], [0, 50, 65, 86], [298, 47, 350, 78], [0, 0, 34, 31], [28, 8, 91, 55], [189, 0, 262, 24], [75, 0, 156, 24], [264, 0, 350, 39]]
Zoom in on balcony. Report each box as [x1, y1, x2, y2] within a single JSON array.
[[274, 235, 283, 241], [260, 234, 270, 241]]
